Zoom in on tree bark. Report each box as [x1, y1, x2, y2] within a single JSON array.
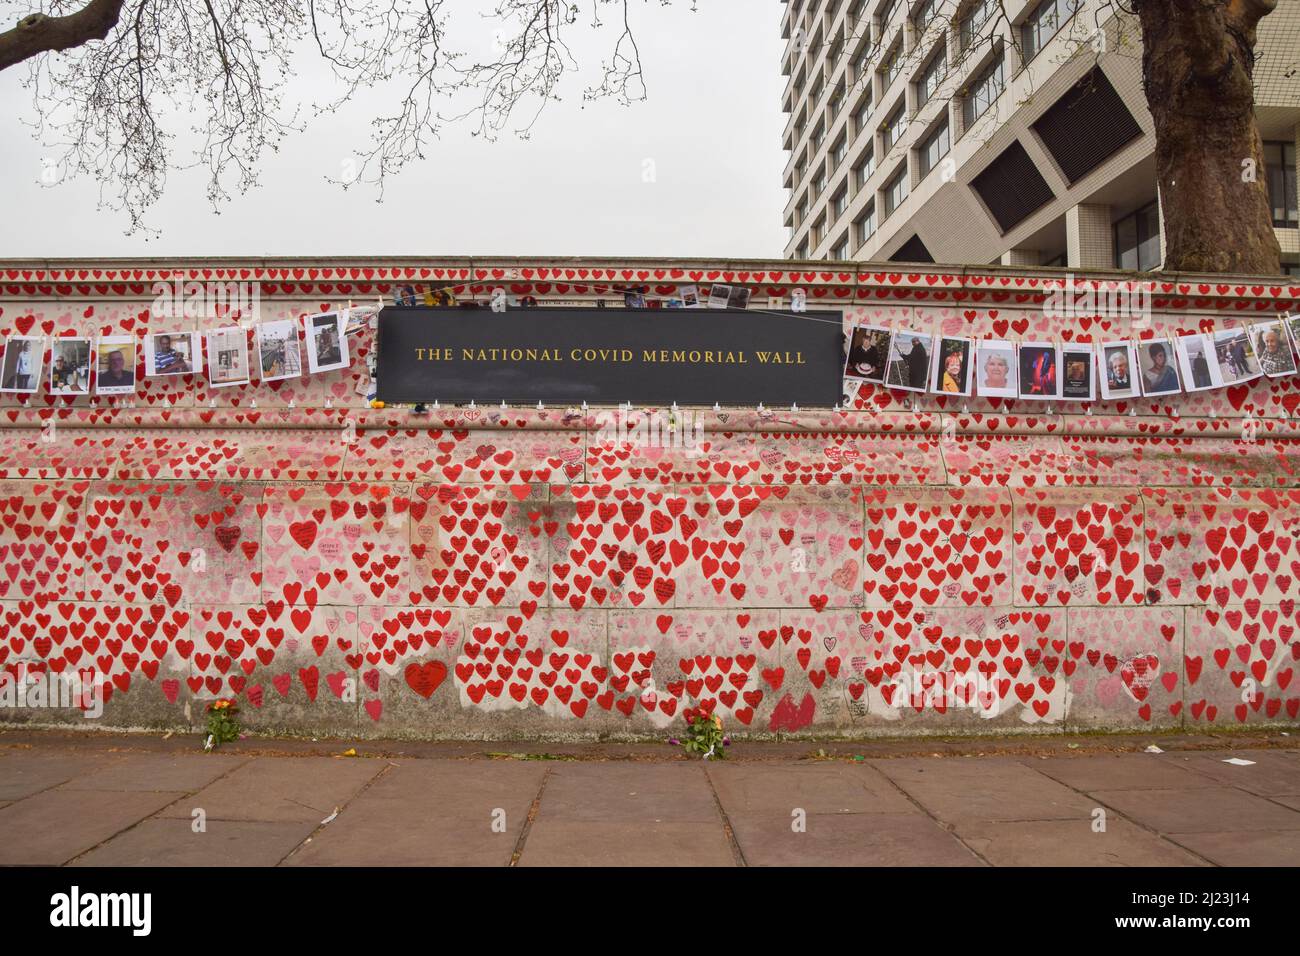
[[0, 0, 126, 73], [1136, 0, 1281, 274]]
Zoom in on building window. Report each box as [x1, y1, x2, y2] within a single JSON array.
[[959, 0, 996, 50], [913, 0, 940, 33], [857, 201, 878, 243], [855, 96, 874, 135], [916, 45, 947, 106], [1264, 141, 1298, 228], [855, 46, 874, 84], [1114, 202, 1161, 271], [829, 81, 846, 118], [831, 235, 851, 260], [962, 54, 1005, 128], [882, 102, 906, 150], [813, 169, 827, 199], [1022, 0, 1082, 62], [796, 240, 809, 259], [832, 135, 848, 167], [880, 41, 904, 89], [878, 0, 902, 32], [855, 147, 877, 188], [918, 119, 950, 177], [813, 122, 826, 150], [883, 165, 910, 216], [833, 186, 849, 219]]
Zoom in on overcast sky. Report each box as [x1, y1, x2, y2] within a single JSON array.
[[0, 1, 788, 260]]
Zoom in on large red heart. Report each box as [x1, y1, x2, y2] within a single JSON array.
[[405, 660, 447, 699]]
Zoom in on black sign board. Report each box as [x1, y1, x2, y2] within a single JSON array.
[[375, 307, 845, 406]]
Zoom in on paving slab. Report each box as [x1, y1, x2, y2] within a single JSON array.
[[871, 757, 1097, 823], [954, 818, 1209, 867], [1271, 794, 1300, 812], [516, 821, 737, 866], [1161, 750, 1300, 796], [1090, 787, 1300, 834], [0, 751, 111, 801], [1162, 829, 1300, 866], [517, 762, 735, 865], [285, 760, 544, 866], [528, 762, 719, 824], [1025, 754, 1222, 792], [0, 789, 184, 865], [157, 756, 384, 824], [58, 753, 247, 793], [71, 818, 316, 867], [727, 811, 983, 866], [708, 763, 916, 816]]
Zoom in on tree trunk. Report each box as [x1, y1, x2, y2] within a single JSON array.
[[1136, 0, 1281, 274], [0, 0, 126, 73]]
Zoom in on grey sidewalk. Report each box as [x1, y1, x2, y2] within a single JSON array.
[[1, 737, 1298, 866]]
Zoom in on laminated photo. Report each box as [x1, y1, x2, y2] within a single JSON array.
[[305, 311, 349, 374], [974, 340, 1018, 398], [1098, 341, 1139, 400], [207, 326, 251, 387], [931, 337, 973, 396], [1250, 319, 1297, 377], [885, 331, 934, 393], [1137, 338, 1182, 396], [256, 319, 302, 381], [1017, 342, 1060, 400], [49, 337, 91, 395], [94, 335, 137, 395], [145, 330, 199, 376], [1212, 326, 1261, 384], [843, 324, 892, 385], [1174, 333, 1222, 392], [1060, 346, 1096, 401], [0, 336, 44, 393]]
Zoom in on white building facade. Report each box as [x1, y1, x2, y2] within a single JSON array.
[[781, 0, 1300, 275]]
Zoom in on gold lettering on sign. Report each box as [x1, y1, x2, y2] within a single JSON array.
[[641, 350, 748, 364], [457, 348, 565, 361], [409, 346, 802, 365]]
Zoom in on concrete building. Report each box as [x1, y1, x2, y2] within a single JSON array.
[[781, 0, 1300, 275]]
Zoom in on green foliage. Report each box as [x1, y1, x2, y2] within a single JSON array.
[[204, 698, 241, 751]]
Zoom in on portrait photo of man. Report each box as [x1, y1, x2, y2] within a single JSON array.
[[1251, 320, 1297, 377], [95, 337, 137, 394]]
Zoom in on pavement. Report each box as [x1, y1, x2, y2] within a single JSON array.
[[1, 732, 1298, 866]]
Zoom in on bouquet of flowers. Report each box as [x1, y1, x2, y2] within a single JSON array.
[[204, 698, 241, 751], [675, 704, 729, 760]]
